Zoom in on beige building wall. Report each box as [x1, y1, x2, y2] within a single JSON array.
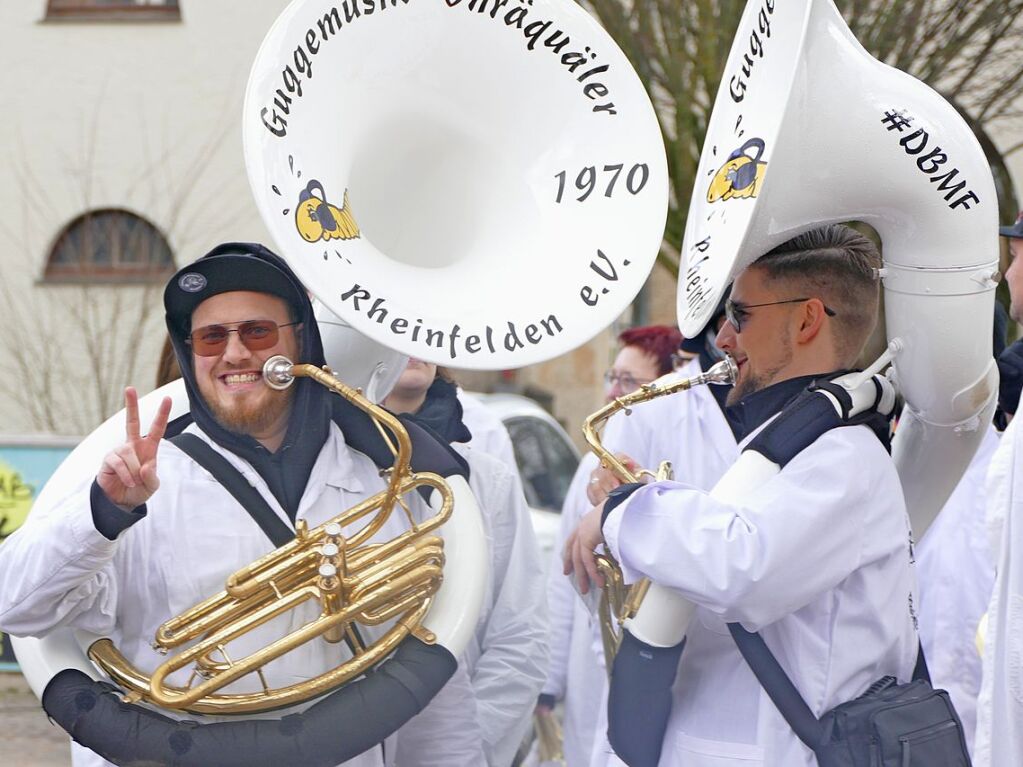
[[0, 1, 681, 445], [0, 2, 304, 436]]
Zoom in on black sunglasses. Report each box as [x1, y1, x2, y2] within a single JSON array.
[[725, 298, 836, 333]]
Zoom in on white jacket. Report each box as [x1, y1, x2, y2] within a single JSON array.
[[916, 423, 999, 754], [603, 422, 917, 767], [458, 390, 518, 474], [975, 416, 1023, 766], [452, 445, 549, 767], [543, 452, 607, 767], [0, 423, 484, 767]]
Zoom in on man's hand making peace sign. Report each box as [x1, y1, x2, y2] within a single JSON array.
[[97, 387, 173, 510]]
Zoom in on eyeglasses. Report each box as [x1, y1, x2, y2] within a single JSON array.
[[724, 297, 836, 333], [187, 320, 299, 357], [603, 370, 655, 393]]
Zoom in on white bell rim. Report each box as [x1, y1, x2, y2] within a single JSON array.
[[243, 0, 668, 370]]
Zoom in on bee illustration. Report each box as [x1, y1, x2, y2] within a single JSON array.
[[707, 138, 768, 203], [295, 180, 360, 243]]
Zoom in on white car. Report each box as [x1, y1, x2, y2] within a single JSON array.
[[469, 392, 581, 563]]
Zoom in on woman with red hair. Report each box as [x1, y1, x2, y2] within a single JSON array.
[[604, 325, 683, 401]]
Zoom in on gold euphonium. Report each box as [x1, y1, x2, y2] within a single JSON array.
[[87, 356, 454, 714], [583, 356, 737, 667]]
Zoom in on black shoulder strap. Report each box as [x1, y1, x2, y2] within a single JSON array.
[[727, 622, 930, 750], [169, 433, 295, 548], [727, 623, 821, 748]]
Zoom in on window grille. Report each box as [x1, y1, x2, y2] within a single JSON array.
[[44, 209, 175, 283]]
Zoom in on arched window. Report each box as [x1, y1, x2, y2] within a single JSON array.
[[44, 209, 175, 283], [45, 0, 180, 22]]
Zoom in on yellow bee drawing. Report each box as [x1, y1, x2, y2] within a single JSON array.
[[707, 138, 768, 203], [295, 180, 360, 243]]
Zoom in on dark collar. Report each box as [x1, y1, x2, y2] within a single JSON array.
[[728, 373, 838, 441], [410, 378, 472, 445]]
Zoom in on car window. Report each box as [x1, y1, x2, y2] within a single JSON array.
[[504, 416, 580, 512]]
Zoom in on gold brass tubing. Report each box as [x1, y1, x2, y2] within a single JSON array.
[[159, 507, 447, 651], [288, 364, 411, 470], [157, 567, 312, 648], [320, 585, 345, 644], [217, 472, 449, 604], [348, 556, 444, 608], [150, 587, 326, 706], [290, 364, 409, 514], [223, 482, 417, 600], [622, 577, 652, 619], [346, 564, 443, 619], [343, 488, 451, 572], [582, 377, 704, 482], [355, 570, 444, 625], [354, 574, 444, 625], [359, 578, 443, 625], [594, 554, 626, 660], [150, 560, 442, 707], [90, 601, 431, 714], [346, 538, 445, 594], [146, 564, 442, 709]]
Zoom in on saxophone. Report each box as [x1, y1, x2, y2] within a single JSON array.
[[582, 356, 737, 664]]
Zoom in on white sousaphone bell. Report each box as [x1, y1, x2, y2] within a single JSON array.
[[244, 0, 669, 371], [13, 0, 672, 763]]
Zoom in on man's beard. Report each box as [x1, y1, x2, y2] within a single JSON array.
[[725, 337, 793, 406], [207, 386, 294, 437]]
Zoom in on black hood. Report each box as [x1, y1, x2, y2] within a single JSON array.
[[164, 242, 331, 463]]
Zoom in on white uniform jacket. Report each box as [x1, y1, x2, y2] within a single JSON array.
[[404, 444, 548, 767], [916, 423, 998, 754], [603, 422, 917, 767], [0, 423, 484, 767], [543, 452, 607, 767], [975, 417, 1023, 767], [458, 390, 518, 473]]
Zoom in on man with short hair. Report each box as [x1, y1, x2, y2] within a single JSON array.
[[567, 224, 917, 766], [0, 243, 483, 767], [1002, 213, 1023, 324], [384, 359, 518, 473]]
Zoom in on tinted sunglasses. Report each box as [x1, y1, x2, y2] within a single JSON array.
[[187, 320, 299, 357], [725, 298, 836, 333]]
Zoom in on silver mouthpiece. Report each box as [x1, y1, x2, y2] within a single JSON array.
[[703, 356, 738, 386], [263, 355, 296, 390]]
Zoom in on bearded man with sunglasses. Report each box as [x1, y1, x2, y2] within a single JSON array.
[[0, 243, 485, 767], [566, 225, 918, 767]]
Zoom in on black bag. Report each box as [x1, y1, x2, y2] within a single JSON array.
[[728, 623, 972, 766]]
